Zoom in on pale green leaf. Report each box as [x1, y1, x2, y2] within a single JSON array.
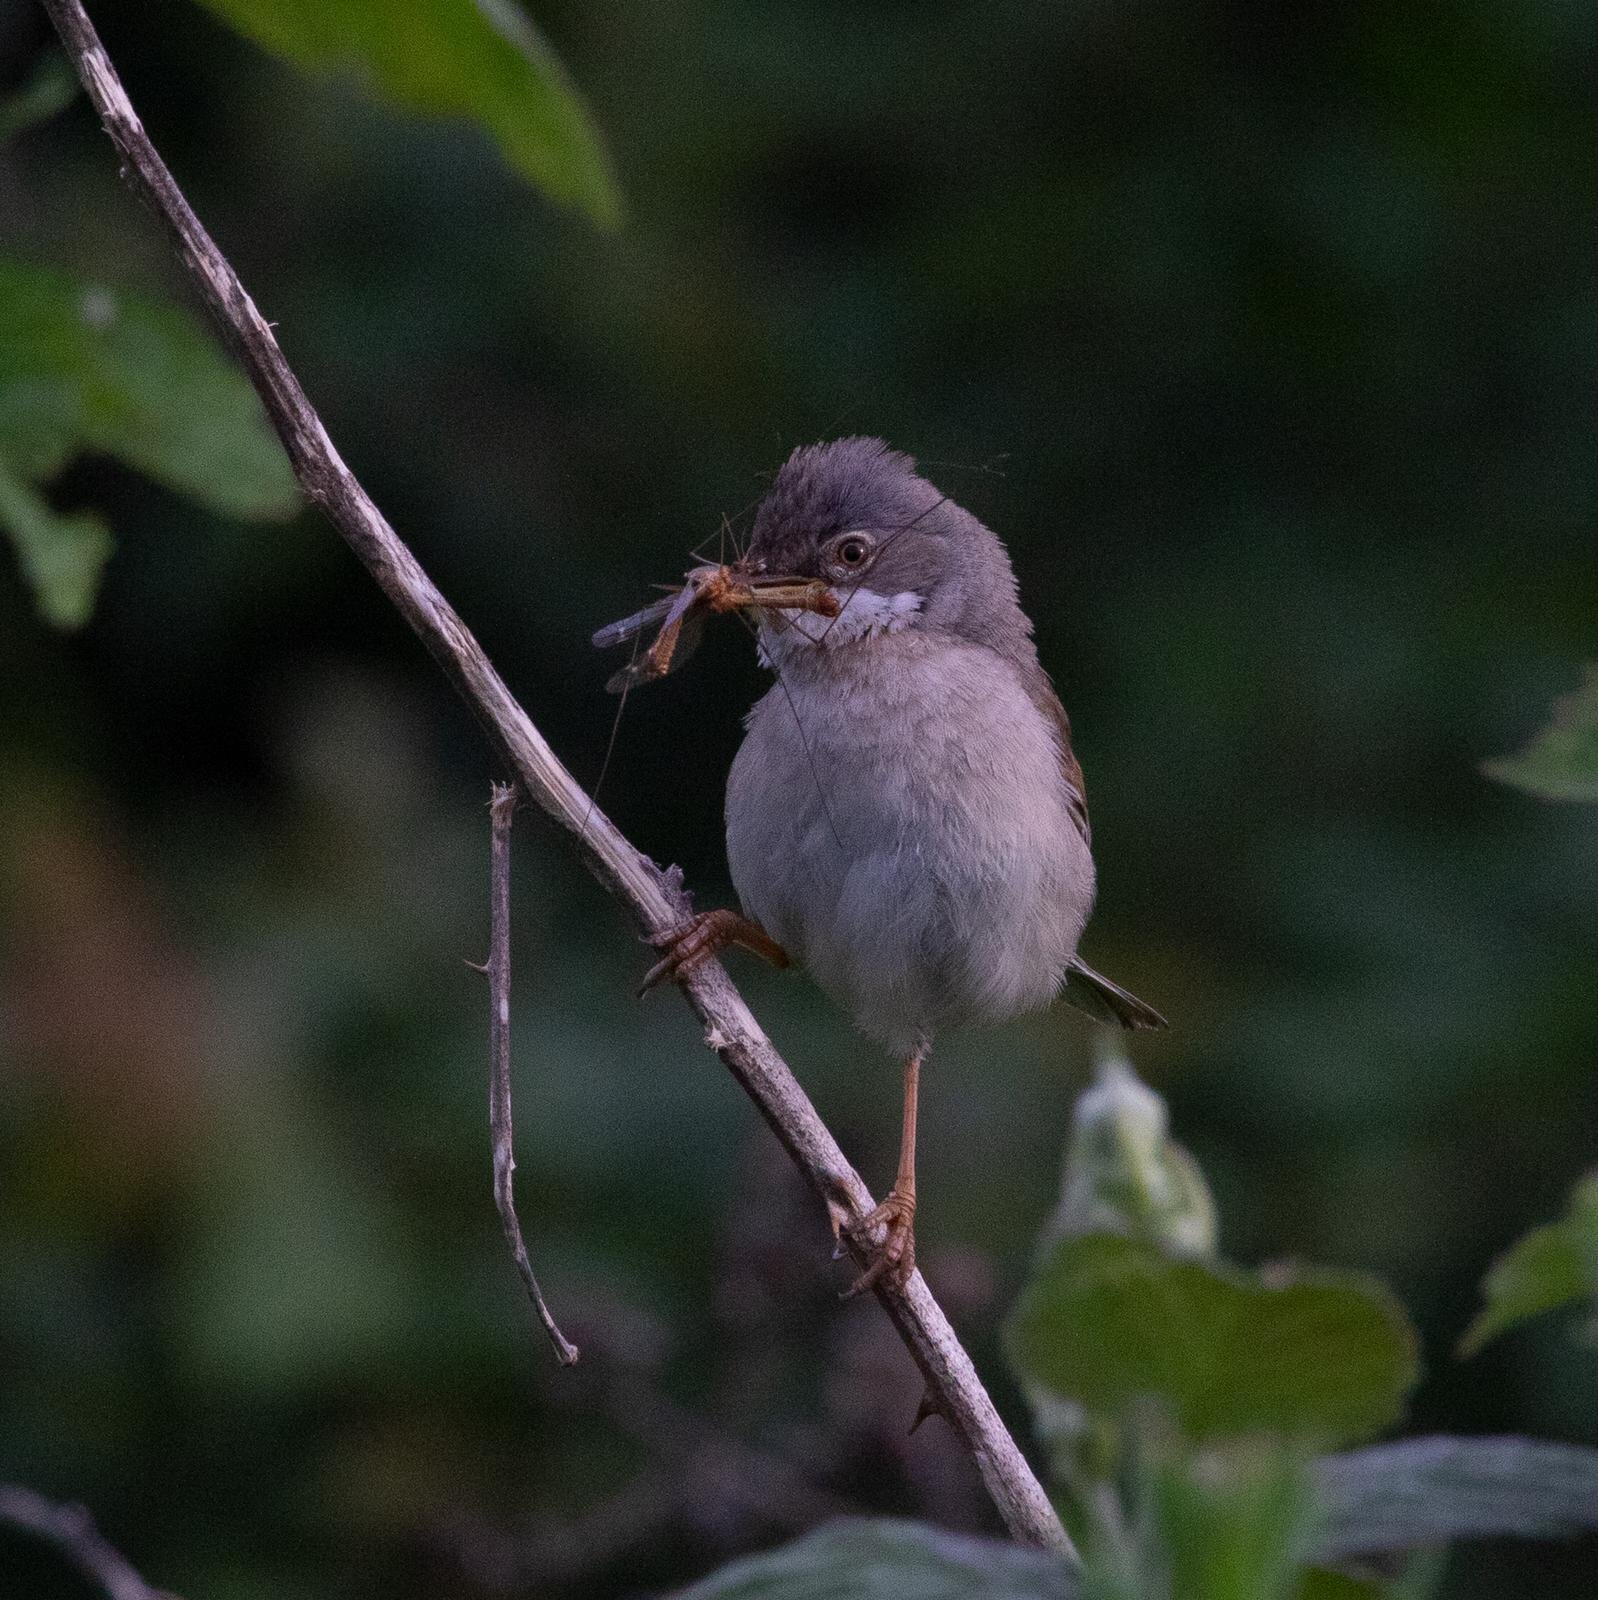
[[1042, 1050, 1217, 1261], [1124, 1436, 1315, 1600], [0, 257, 299, 625], [0, 258, 300, 517], [1483, 665, 1598, 802], [1458, 1174, 1598, 1356], [0, 457, 113, 627], [1007, 1236, 1419, 1449], [194, 0, 620, 227]]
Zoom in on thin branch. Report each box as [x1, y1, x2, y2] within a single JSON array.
[[0, 1483, 174, 1600], [40, 0, 1071, 1556], [485, 782, 579, 1365]]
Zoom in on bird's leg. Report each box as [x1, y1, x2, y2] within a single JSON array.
[[638, 908, 789, 995], [844, 1048, 922, 1296]]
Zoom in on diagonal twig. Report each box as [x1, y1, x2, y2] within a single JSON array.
[[0, 1483, 175, 1600], [38, 0, 1070, 1556], [484, 782, 579, 1365]]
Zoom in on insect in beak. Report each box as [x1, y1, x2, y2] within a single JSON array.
[[593, 564, 839, 693]]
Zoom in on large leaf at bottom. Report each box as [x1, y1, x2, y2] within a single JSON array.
[[194, 0, 620, 227], [1315, 1435, 1598, 1558], [1007, 1236, 1418, 1449], [670, 1519, 1074, 1600]]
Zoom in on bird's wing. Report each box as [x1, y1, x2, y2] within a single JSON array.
[[1025, 674, 1092, 846], [1062, 957, 1169, 1030], [1025, 675, 1166, 1030]]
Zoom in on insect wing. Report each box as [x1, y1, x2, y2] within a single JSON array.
[[591, 592, 678, 652]]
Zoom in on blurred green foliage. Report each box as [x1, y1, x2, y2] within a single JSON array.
[[686, 1069, 1598, 1597], [1460, 1174, 1598, 1358], [2, 0, 1597, 1597], [1483, 666, 1598, 804], [192, 0, 620, 226], [1008, 1237, 1418, 1449], [0, 258, 297, 622]]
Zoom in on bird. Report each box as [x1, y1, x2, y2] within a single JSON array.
[[641, 437, 1165, 1294]]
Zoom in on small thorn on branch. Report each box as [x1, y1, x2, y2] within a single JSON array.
[[486, 783, 578, 1367], [909, 1389, 942, 1435]]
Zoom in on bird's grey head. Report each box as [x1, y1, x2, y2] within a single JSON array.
[[743, 437, 1028, 664]]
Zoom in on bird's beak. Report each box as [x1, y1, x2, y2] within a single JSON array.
[[708, 568, 841, 618], [592, 564, 839, 694]]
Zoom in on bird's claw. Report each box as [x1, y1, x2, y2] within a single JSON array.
[[841, 1187, 916, 1297], [637, 909, 788, 996]]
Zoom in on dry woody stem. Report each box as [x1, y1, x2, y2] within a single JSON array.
[[40, 0, 1072, 1557], [485, 783, 579, 1365]]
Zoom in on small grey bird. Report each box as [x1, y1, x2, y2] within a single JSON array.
[[641, 438, 1164, 1292]]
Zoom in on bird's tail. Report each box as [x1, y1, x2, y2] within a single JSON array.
[[1062, 957, 1168, 1030]]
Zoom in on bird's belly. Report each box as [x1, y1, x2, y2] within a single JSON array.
[[725, 641, 1095, 1054]]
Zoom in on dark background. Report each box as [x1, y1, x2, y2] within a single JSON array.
[[2, 1, 1596, 1595]]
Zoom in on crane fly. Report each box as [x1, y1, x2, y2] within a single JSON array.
[[592, 564, 839, 693]]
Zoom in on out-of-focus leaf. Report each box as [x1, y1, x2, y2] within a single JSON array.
[[0, 260, 300, 515], [1483, 665, 1598, 801], [0, 258, 299, 626], [1132, 1437, 1314, 1600], [0, 50, 78, 144], [1042, 1048, 1217, 1262], [1299, 1562, 1445, 1600], [1008, 1236, 1419, 1449], [193, 0, 620, 227], [1029, 1053, 1218, 1484], [1313, 1435, 1598, 1559], [1458, 1174, 1598, 1356], [0, 459, 112, 627], [670, 1518, 1076, 1599], [1299, 1574, 1386, 1600]]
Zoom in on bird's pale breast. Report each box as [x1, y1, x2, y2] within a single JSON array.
[[725, 630, 1096, 1055]]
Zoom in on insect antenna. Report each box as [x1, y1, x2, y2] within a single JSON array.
[[917, 452, 1011, 479], [731, 607, 845, 853], [577, 628, 642, 850]]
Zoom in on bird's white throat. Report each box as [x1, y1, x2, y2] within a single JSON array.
[[757, 587, 922, 669]]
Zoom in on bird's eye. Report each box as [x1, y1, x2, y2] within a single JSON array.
[[835, 535, 871, 568]]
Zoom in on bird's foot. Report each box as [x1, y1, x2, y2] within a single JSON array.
[[638, 909, 789, 995], [842, 1184, 916, 1297]]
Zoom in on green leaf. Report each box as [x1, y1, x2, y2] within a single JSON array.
[[1008, 1237, 1419, 1449], [1483, 665, 1598, 801], [1130, 1436, 1315, 1600], [193, 0, 620, 227], [0, 458, 112, 627], [0, 258, 299, 626], [669, 1518, 1075, 1600], [0, 50, 78, 144], [1458, 1174, 1598, 1356], [1298, 1575, 1386, 1600]]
